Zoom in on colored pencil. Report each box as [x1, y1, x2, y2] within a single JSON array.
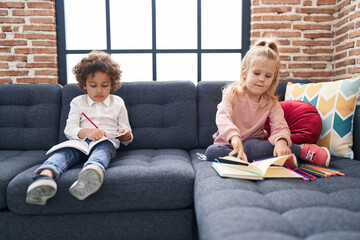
[[304, 166, 335, 176], [302, 165, 345, 176], [298, 167, 323, 178], [303, 164, 340, 172], [296, 168, 316, 180], [287, 168, 310, 181], [300, 166, 328, 177], [294, 169, 313, 181], [82, 112, 107, 137]]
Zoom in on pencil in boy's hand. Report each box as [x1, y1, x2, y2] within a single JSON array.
[[82, 112, 107, 137]]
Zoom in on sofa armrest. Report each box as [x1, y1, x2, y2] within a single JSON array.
[[354, 105, 360, 160]]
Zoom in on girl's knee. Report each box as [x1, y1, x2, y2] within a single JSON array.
[[205, 144, 232, 162]]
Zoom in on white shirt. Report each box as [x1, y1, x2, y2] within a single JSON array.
[[64, 94, 133, 149]]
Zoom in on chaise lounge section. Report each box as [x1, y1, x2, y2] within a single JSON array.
[[191, 80, 360, 240]]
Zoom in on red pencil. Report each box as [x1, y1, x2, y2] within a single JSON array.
[[295, 168, 316, 180], [287, 168, 309, 181], [82, 112, 107, 137]]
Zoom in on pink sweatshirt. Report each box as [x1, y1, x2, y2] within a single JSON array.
[[214, 90, 291, 147]]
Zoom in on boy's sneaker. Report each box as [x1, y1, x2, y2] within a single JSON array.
[[283, 154, 298, 169], [69, 164, 104, 200], [300, 144, 331, 167], [26, 175, 57, 205]]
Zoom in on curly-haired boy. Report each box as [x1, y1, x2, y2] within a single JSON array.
[[26, 51, 133, 205]]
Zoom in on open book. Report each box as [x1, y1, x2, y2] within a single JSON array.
[[212, 154, 302, 180], [46, 138, 108, 155], [46, 133, 124, 156]]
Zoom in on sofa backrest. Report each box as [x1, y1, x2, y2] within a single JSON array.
[[196, 80, 312, 149], [0, 84, 62, 150], [59, 81, 198, 150], [197, 81, 231, 148]]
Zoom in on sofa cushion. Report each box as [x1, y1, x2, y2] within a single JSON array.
[[264, 100, 322, 144], [58, 81, 197, 150], [285, 76, 360, 159], [7, 149, 194, 215], [197, 81, 231, 148], [0, 84, 62, 150], [0, 150, 48, 210], [191, 149, 360, 240]]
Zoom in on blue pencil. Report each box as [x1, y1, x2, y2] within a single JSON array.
[[298, 167, 323, 178], [293, 169, 313, 181]]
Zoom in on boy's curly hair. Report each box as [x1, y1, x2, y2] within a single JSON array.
[[73, 50, 122, 92]]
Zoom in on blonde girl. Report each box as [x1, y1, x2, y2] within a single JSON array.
[[205, 39, 330, 168]]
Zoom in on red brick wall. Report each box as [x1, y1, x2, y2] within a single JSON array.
[[0, 0, 57, 84], [251, 0, 360, 82], [333, 0, 360, 79], [0, 0, 359, 84]]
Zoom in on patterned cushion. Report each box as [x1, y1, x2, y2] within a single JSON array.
[[285, 76, 360, 159]]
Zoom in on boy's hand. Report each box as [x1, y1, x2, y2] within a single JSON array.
[[78, 128, 106, 141], [273, 138, 291, 156], [229, 135, 248, 162], [117, 129, 131, 142]]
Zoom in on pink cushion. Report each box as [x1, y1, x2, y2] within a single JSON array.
[[264, 100, 322, 144]]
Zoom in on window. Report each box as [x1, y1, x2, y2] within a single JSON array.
[[55, 0, 250, 85]]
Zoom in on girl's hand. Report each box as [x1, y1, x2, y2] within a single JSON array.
[[273, 138, 291, 156], [117, 129, 131, 142], [78, 128, 106, 141], [229, 135, 248, 162]]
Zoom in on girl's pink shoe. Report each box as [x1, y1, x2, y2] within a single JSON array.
[[300, 144, 331, 167]]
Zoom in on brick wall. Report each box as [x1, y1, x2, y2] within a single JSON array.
[[0, 0, 57, 84], [251, 0, 360, 82], [333, 0, 360, 79], [0, 0, 359, 84]]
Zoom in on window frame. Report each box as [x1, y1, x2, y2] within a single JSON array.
[[55, 0, 251, 85]]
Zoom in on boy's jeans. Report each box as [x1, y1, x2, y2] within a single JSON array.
[[35, 140, 117, 180]]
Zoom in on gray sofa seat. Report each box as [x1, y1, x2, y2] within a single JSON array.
[[193, 81, 360, 240], [8, 149, 194, 215], [0, 84, 62, 210], [191, 150, 360, 240], [0, 151, 48, 209]]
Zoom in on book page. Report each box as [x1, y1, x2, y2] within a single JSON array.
[[46, 137, 109, 155], [46, 140, 90, 155], [219, 156, 250, 165], [250, 155, 291, 175], [264, 166, 302, 178], [212, 163, 263, 180]]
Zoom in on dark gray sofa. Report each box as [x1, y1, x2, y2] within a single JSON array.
[[1, 80, 359, 240]]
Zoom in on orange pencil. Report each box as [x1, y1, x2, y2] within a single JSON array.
[[303, 165, 345, 176], [300, 166, 327, 177], [305, 166, 335, 176]]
